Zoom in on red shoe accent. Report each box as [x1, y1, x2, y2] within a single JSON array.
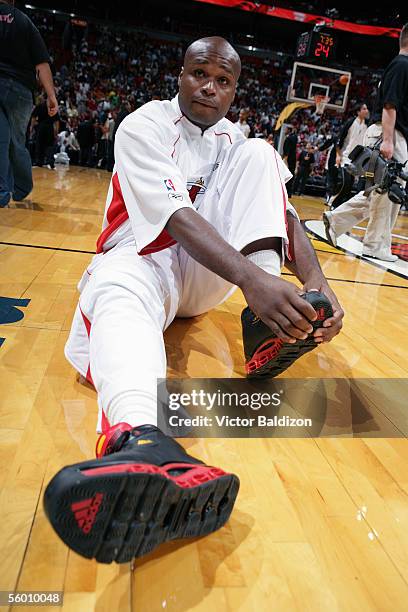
[[82, 462, 227, 489], [71, 493, 104, 534], [315, 307, 327, 321], [83, 463, 165, 477], [245, 338, 283, 374], [95, 423, 133, 458], [163, 463, 227, 488]]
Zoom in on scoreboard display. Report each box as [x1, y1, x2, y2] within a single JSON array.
[[295, 30, 337, 62]]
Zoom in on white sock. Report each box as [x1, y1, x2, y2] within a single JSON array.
[[99, 390, 158, 432], [246, 249, 281, 276]]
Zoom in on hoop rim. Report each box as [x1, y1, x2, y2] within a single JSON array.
[[313, 94, 330, 115]]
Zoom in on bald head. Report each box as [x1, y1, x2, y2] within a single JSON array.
[[178, 36, 241, 130], [184, 37, 241, 80]]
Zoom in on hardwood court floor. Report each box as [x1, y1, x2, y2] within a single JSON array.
[[1, 165, 408, 611]]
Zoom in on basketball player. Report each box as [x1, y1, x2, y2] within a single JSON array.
[[323, 24, 408, 261], [44, 37, 344, 563]]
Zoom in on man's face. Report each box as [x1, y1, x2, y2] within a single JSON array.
[[358, 104, 369, 119], [178, 44, 239, 129]]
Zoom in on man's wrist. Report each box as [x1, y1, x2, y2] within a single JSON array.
[[302, 270, 327, 288], [235, 258, 259, 292]]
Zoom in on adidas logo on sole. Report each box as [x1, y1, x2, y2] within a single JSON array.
[[71, 492, 104, 534]]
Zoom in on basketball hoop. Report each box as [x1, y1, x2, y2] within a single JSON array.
[[314, 94, 330, 115]]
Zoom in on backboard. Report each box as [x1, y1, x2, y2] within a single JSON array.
[[287, 61, 352, 112]]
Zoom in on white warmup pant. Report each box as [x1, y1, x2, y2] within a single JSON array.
[[329, 124, 407, 254], [65, 139, 289, 431]]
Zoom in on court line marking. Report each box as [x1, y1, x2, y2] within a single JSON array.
[[1, 240, 407, 290], [281, 272, 408, 290], [304, 220, 408, 281], [0, 241, 95, 255]]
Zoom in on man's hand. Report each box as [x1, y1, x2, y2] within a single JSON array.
[[166, 207, 341, 346], [242, 270, 318, 343], [380, 139, 394, 160], [335, 152, 342, 167], [302, 280, 344, 343], [47, 95, 59, 117]]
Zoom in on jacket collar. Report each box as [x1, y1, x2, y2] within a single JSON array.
[[171, 95, 219, 137]]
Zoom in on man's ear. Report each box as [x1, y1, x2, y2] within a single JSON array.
[[178, 67, 184, 87]]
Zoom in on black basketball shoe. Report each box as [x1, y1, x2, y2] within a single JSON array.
[[242, 291, 333, 378], [44, 423, 239, 564]]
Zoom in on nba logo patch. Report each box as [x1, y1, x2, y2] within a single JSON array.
[[164, 178, 176, 191]]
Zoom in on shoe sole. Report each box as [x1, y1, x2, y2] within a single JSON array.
[[44, 462, 239, 564], [322, 213, 337, 248], [362, 252, 398, 262], [245, 292, 333, 379]]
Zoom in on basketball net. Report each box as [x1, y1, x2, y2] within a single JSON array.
[[314, 94, 330, 115]]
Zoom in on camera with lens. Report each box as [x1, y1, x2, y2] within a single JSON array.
[[385, 162, 408, 204], [345, 144, 408, 205]]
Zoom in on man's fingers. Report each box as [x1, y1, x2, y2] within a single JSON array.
[[314, 326, 340, 342], [284, 306, 314, 334], [323, 309, 344, 328], [264, 318, 297, 343], [290, 292, 318, 321], [274, 314, 309, 340]]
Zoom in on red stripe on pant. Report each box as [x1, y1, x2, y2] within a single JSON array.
[[272, 147, 293, 262], [79, 305, 111, 432]]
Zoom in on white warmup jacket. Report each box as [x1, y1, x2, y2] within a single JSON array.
[[96, 95, 293, 257]]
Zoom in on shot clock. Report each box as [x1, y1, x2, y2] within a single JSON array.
[[295, 30, 337, 62]]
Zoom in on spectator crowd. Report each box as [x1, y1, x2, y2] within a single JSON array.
[[26, 7, 381, 188]]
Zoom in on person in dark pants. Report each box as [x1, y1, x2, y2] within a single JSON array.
[[32, 96, 59, 168], [112, 100, 133, 164], [0, 0, 58, 206], [293, 143, 315, 196], [77, 114, 95, 166], [282, 126, 297, 197]]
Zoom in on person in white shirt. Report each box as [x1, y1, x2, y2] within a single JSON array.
[[329, 102, 369, 209], [57, 128, 80, 154], [44, 37, 343, 565], [235, 108, 250, 138]]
